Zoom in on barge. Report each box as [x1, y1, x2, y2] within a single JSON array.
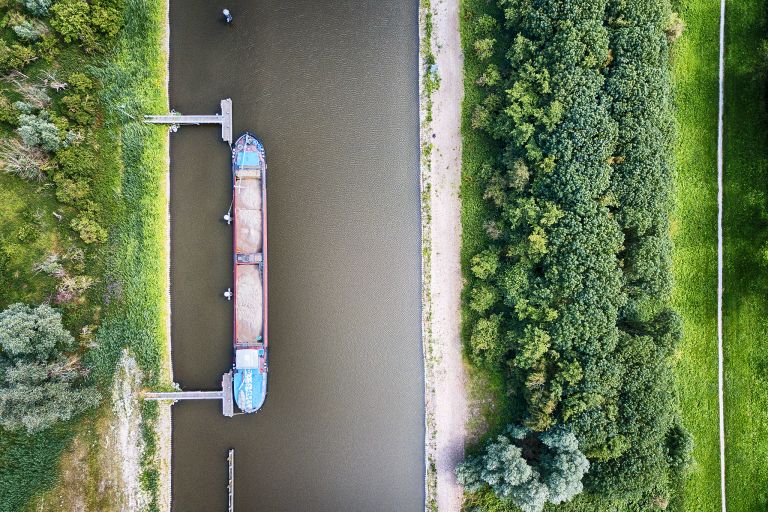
[[231, 133, 268, 413]]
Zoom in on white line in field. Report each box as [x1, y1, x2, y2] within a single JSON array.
[[717, 0, 727, 510]]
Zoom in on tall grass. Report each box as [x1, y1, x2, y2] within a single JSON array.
[[0, 425, 74, 512], [90, 0, 169, 507], [87, 0, 169, 385]]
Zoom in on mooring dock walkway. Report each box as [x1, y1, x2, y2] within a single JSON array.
[[145, 371, 234, 417], [145, 98, 232, 144], [142, 100, 236, 417], [144, 391, 223, 400]]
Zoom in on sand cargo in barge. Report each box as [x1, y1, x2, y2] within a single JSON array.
[[230, 132, 268, 413]]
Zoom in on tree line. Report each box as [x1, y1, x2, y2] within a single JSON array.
[[459, 0, 691, 510]]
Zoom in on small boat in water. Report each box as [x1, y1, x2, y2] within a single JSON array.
[[231, 133, 268, 413]]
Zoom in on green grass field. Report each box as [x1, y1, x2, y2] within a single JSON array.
[[722, 0, 768, 509], [669, 1, 722, 511]]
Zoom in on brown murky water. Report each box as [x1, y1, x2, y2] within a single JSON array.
[[168, 1, 423, 510]]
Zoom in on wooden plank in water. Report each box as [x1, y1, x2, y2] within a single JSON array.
[[228, 449, 235, 512]]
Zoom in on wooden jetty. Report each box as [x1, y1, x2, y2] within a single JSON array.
[[228, 449, 235, 512], [144, 98, 233, 145], [144, 371, 234, 417]]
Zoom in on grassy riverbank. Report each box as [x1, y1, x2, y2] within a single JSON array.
[[668, 1, 722, 510], [722, 0, 768, 509], [420, 0, 438, 508], [89, 0, 170, 506], [0, 0, 169, 510]]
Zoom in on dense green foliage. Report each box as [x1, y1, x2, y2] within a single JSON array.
[[458, 426, 589, 512], [460, 0, 690, 508], [50, 0, 121, 52], [0, 303, 99, 432], [0, 0, 168, 509]]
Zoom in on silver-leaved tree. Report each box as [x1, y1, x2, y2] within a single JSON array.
[[456, 425, 590, 512], [0, 303, 99, 433]]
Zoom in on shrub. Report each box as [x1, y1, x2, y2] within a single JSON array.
[[470, 248, 500, 280], [469, 283, 499, 313], [50, 0, 121, 52], [35, 32, 60, 60], [0, 40, 9, 68], [511, 326, 550, 370], [474, 14, 498, 37], [55, 141, 97, 177], [70, 212, 107, 244], [19, 0, 53, 16], [52, 171, 90, 203], [60, 92, 95, 124], [17, 111, 60, 151], [0, 94, 19, 124], [477, 63, 501, 86], [469, 313, 505, 367], [5, 43, 37, 69], [16, 223, 36, 242], [473, 38, 496, 61], [13, 100, 33, 113], [666, 420, 694, 470], [67, 71, 93, 92], [12, 18, 47, 40]]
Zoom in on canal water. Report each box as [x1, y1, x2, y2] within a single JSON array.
[[168, 1, 423, 510]]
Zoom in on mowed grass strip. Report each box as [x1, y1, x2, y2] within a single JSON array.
[[670, 0, 721, 510], [722, 0, 768, 509]]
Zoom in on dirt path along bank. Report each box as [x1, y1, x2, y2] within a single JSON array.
[[421, 0, 468, 510]]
